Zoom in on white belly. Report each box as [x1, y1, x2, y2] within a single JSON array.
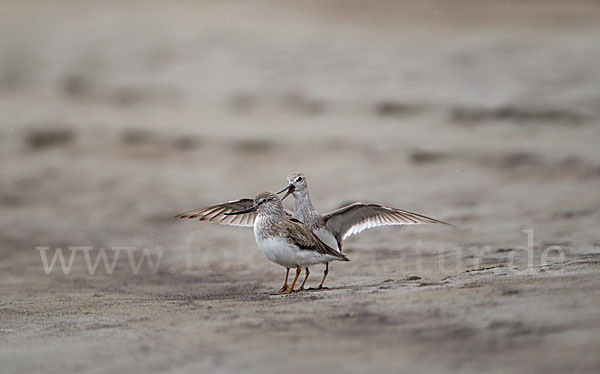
[[254, 236, 338, 268], [255, 236, 298, 268], [313, 227, 339, 252]]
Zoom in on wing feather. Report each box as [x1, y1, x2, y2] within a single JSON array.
[[175, 199, 256, 227], [323, 202, 453, 240], [282, 220, 349, 261]]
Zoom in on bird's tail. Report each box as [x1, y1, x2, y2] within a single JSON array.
[[337, 252, 350, 262]]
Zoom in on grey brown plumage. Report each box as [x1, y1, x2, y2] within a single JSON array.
[[282, 218, 348, 261], [224, 191, 348, 292], [175, 198, 256, 227], [175, 198, 292, 227], [279, 173, 454, 253], [176, 191, 347, 293]]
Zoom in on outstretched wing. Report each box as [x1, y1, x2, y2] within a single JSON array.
[[175, 199, 256, 227], [176, 199, 293, 227], [323, 203, 453, 241]]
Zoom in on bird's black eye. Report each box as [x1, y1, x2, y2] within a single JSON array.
[[259, 199, 266, 204], [296, 176, 302, 182]]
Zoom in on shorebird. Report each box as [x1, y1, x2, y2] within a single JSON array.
[[176, 196, 337, 290], [221, 192, 348, 293], [175, 174, 451, 289], [275, 173, 453, 287], [277, 173, 453, 254]]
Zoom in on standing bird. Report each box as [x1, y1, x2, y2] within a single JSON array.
[[276, 173, 453, 287], [222, 192, 349, 293], [176, 195, 315, 290]]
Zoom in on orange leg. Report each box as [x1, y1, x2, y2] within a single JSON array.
[[299, 267, 310, 291], [279, 268, 290, 293], [317, 263, 329, 289], [284, 265, 301, 294]]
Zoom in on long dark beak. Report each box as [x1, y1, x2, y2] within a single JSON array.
[[224, 205, 258, 215], [276, 184, 295, 201]]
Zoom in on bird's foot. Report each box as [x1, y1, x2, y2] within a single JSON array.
[[278, 285, 289, 293]]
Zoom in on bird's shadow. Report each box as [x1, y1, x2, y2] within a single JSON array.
[[268, 287, 330, 296], [268, 280, 413, 296]]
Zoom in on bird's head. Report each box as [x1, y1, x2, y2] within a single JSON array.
[[224, 192, 283, 216], [277, 172, 307, 201]]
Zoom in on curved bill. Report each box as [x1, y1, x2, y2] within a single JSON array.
[[223, 205, 258, 215], [276, 184, 295, 201]]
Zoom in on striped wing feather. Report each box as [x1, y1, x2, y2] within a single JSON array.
[[175, 199, 256, 227], [323, 203, 453, 240]]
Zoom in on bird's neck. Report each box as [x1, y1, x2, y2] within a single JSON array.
[[258, 203, 286, 221], [255, 205, 285, 238], [293, 191, 318, 224]]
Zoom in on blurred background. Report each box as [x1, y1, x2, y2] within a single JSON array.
[[1, 1, 599, 372]]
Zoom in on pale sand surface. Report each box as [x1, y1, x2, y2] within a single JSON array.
[[1, 1, 599, 372]]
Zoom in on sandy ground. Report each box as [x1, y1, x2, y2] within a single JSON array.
[[1, 0, 600, 372]]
